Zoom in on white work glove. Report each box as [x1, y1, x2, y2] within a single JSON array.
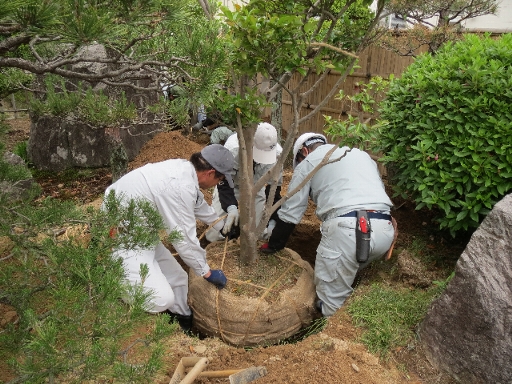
[[222, 205, 239, 235], [261, 219, 276, 241], [205, 228, 225, 243]]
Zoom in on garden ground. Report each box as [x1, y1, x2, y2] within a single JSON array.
[[2, 119, 466, 384]]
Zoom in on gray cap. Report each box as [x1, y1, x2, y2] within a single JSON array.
[[201, 144, 235, 188]]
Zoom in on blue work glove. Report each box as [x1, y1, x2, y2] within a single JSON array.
[[222, 205, 239, 235], [205, 270, 227, 289]]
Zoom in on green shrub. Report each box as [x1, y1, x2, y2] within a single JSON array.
[[0, 68, 34, 99], [13, 140, 28, 163], [379, 34, 512, 236], [0, 117, 32, 183], [30, 77, 137, 127]]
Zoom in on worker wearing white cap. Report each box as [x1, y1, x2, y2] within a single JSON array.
[[261, 133, 395, 318], [104, 145, 235, 332], [206, 122, 283, 242]]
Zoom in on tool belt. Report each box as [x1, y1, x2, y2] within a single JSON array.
[[339, 210, 391, 221], [355, 210, 371, 263], [338, 210, 393, 263]]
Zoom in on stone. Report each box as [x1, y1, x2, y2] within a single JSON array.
[[0, 151, 39, 201], [0, 179, 36, 201], [3, 151, 25, 166], [419, 193, 512, 384], [28, 43, 163, 172], [28, 112, 159, 172]]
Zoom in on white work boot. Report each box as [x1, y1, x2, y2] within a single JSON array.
[[205, 228, 225, 243]]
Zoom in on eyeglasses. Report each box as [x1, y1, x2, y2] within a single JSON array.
[[295, 149, 306, 164]]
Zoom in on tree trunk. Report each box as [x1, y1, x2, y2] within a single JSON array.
[[271, 87, 283, 140], [237, 122, 260, 265]]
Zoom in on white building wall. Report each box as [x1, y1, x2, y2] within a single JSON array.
[[462, 0, 512, 32], [372, 0, 512, 32]]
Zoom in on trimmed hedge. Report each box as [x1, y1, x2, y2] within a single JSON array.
[[379, 34, 512, 236]]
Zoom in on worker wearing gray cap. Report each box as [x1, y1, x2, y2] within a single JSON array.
[[104, 144, 235, 332]]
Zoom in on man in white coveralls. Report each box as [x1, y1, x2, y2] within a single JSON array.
[[104, 144, 235, 332]]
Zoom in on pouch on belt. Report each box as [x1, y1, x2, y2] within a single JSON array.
[[355, 210, 371, 263]]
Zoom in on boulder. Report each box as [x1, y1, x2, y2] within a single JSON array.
[[28, 116, 158, 171], [419, 193, 512, 384], [28, 43, 163, 171], [0, 179, 37, 201], [3, 152, 25, 167]]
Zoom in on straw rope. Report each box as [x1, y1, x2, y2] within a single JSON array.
[[215, 236, 229, 342], [192, 242, 314, 345], [242, 263, 296, 345]]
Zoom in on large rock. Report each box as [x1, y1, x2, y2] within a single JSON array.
[[28, 116, 158, 171], [28, 43, 163, 171], [419, 193, 512, 384]]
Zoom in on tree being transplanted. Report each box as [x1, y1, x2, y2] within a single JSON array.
[[378, 33, 512, 236], [211, 0, 388, 264]]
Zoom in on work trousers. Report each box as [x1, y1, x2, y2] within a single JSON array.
[[315, 216, 395, 317], [113, 242, 192, 316]]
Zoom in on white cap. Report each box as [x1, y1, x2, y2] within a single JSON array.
[[292, 132, 327, 169], [253, 123, 278, 164]]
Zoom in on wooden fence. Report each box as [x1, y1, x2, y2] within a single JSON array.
[[0, 94, 28, 119], [281, 45, 423, 135]]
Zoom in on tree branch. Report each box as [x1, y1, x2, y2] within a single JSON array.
[[0, 33, 31, 54]]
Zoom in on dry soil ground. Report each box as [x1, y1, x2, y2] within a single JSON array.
[[2, 119, 465, 384]]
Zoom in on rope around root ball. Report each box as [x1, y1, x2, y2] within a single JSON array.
[[207, 241, 309, 345]]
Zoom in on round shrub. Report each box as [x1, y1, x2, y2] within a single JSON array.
[[379, 34, 512, 236]]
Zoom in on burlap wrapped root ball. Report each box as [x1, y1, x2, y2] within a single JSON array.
[[188, 245, 317, 347]]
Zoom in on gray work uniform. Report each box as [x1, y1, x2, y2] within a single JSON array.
[[209, 126, 235, 145], [278, 144, 395, 316]]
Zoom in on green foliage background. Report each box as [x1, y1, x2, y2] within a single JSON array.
[[0, 192, 180, 382], [378, 34, 512, 236]]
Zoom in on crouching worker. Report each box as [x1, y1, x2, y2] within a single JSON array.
[[206, 122, 284, 242], [260, 133, 396, 317], [104, 145, 235, 332]]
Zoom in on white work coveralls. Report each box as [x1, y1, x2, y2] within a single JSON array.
[[211, 133, 283, 225], [278, 144, 395, 316], [105, 159, 225, 316]]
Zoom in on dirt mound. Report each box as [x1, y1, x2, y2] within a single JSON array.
[[129, 130, 205, 170]]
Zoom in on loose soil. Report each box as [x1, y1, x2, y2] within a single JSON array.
[[206, 242, 305, 304], [1, 119, 466, 384]]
